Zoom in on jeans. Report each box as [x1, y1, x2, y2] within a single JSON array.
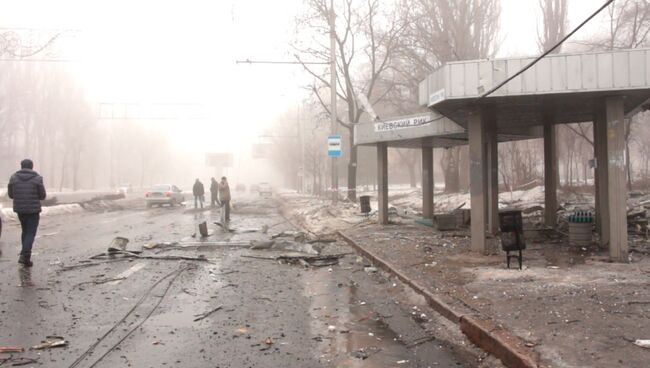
[[194, 195, 204, 209], [17, 213, 40, 256], [211, 193, 219, 207]]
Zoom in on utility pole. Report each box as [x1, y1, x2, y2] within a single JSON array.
[[329, 0, 338, 203]]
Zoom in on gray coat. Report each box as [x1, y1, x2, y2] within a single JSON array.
[[8, 169, 47, 214]]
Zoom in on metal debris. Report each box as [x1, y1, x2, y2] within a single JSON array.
[[31, 336, 68, 350], [0, 346, 24, 353], [193, 305, 223, 322]]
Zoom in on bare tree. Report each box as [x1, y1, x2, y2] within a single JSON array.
[[294, 0, 407, 202], [537, 0, 568, 53], [396, 0, 501, 192]]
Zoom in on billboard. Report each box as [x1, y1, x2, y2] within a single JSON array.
[[205, 153, 233, 167]]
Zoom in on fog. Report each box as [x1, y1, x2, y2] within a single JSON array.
[[1, 0, 649, 196]]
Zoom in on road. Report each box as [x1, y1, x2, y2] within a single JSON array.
[[0, 196, 478, 367]]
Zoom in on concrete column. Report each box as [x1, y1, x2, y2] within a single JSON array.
[[594, 105, 610, 249], [468, 111, 486, 252], [605, 97, 628, 262], [421, 146, 434, 219], [377, 143, 389, 225], [485, 112, 499, 234], [543, 122, 558, 227]]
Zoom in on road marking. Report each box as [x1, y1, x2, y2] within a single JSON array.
[[109, 263, 147, 285]]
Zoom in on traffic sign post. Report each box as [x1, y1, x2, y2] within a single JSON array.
[[328, 134, 342, 158]]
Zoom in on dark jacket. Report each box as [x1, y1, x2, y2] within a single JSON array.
[[210, 179, 218, 195], [193, 181, 205, 197], [8, 169, 46, 214]]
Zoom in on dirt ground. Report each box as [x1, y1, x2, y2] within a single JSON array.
[[281, 194, 650, 368]]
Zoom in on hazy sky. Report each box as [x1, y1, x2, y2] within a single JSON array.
[[0, 0, 609, 158]]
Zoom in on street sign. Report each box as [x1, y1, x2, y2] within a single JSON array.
[[327, 135, 342, 157], [374, 114, 431, 132]]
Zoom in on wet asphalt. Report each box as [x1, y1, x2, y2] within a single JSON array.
[[0, 196, 477, 367]]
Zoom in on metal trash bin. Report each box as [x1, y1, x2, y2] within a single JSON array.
[[499, 209, 526, 269], [568, 210, 593, 247], [359, 195, 371, 216]]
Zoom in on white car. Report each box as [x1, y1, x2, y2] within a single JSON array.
[[145, 184, 184, 207]]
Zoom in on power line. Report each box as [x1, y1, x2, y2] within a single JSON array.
[[477, 0, 615, 100]]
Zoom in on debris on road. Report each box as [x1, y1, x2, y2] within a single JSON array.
[[213, 221, 233, 233], [241, 253, 349, 267], [193, 305, 223, 322], [143, 241, 179, 250], [0, 346, 24, 353], [199, 221, 209, 238], [109, 236, 129, 251], [353, 346, 381, 360], [30, 336, 68, 350], [250, 240, 275, 250], [634, 339, 650, 349], [0, 357, 39, 366], [90, 247, 210, 262]]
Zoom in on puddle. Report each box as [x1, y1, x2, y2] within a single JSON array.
[[303, 269, 416, 367]]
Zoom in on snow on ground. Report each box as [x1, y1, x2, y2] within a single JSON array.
[[1, 203, 84, 221], [283, 185, 605, 234]]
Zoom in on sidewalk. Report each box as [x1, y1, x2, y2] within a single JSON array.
[[281, 193, 650, 368]]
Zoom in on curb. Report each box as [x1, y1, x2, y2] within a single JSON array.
[[337, 230, 539, 368]]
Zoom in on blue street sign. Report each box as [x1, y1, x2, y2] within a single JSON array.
[[327, 134, 342, 157]]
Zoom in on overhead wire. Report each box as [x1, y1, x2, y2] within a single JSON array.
[[68, 265, 192, 368], [477, 0, 615, 101]]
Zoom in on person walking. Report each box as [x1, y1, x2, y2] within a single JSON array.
[[209, 177, 219, 207], [192, 178, 205, 209], [218, 176, 231, 222], [7, 159, 46, 267]]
